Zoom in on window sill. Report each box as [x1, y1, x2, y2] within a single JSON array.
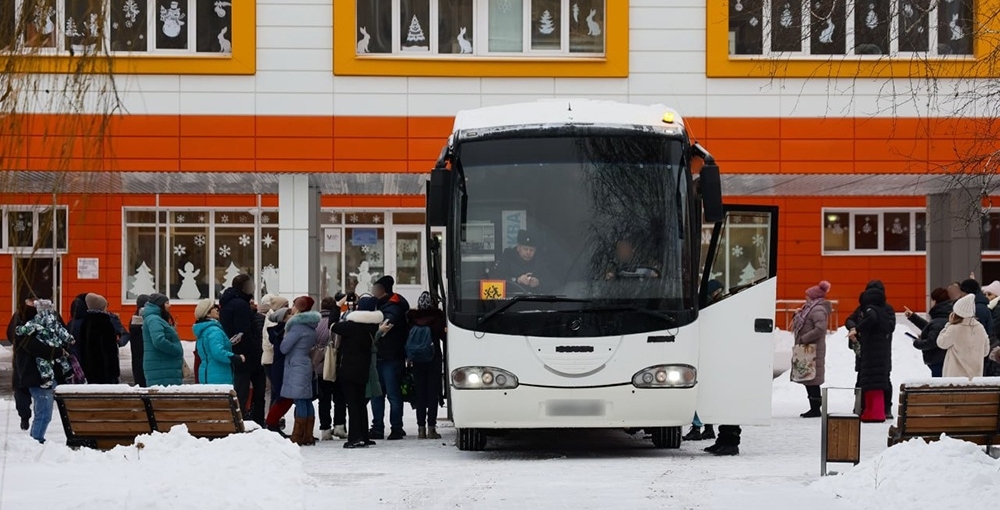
[[822, 251, 927, 257]]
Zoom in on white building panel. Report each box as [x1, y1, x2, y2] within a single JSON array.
[[256, 92, 334, 116], [333, 93, 407, 117], [258, 49, 332, 72], [257, 26, 333, 49], [256, 71, 334, 94], [179, 92, 257, 116], [481, 78, 555, 95]]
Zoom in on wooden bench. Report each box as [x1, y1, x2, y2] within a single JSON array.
[[887, 379, 1000, 449], [55, 385, 246, 450]]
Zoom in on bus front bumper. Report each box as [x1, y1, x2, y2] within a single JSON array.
[[449, 385, 697, 429]]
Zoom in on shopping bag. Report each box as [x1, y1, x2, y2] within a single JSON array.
[[790, 344, 817, 382]]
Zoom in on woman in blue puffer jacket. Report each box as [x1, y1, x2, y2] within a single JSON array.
[[193, 299, 244, 385]]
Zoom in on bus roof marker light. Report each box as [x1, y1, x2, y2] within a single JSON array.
[[662, 112, 675, 124]]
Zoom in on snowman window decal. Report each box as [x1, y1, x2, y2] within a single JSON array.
[[160, 1, 186, 38]]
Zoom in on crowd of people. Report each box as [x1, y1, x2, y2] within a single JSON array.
[[7, 274, 447, 447]]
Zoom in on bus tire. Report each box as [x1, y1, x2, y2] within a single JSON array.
[[651, 426, 682, 449], [457, 428, 487, 451]]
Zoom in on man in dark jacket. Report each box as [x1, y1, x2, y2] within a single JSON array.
[[491, 230, 548, 293], [220, 274, 266, 425], [905, 288, 952, 377], [371, 275, 410, 440], [8, 298, 36, 430], [958, 279, 993, 335], [78, 293, 121, 384]]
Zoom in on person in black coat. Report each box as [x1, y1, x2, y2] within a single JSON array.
[[845, 280, 896, 418], [332, 296, 383, 449], [904, 288, 951, 378], [853, 286, 894, 422], [959, 279, 993, 335], [129, 295, 149, 386], [220, 274, 266, 425], [67, 293, 89, 358], [371, 276, 410, 440], [79, 293, 121, 384], [8, 298, 36, 430]]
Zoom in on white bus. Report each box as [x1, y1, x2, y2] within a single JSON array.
[[424, 100, 777, 451]]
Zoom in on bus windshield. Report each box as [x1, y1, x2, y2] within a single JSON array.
[[450, 133, 696, 336]]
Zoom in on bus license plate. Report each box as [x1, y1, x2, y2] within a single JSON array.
[[545, 400, 606, 417]]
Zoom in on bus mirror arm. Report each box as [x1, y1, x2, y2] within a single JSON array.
[[691, 142, 724, 223]]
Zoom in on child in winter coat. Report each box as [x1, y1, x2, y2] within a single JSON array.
[[937, 294, 991, 379], [14, 300, 74, 443]]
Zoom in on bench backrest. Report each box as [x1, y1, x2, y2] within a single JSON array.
[[56, 388, 244, 450], [897, 385, 1000, 444]]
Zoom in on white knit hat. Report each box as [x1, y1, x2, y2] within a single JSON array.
[[194, 299, 216, 321], [983, 281, 1000, 298], [953, 294, 976, 319]]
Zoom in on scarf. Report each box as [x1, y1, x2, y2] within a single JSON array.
[[16, 310, 74, 388], [793, 297, 824, 335]]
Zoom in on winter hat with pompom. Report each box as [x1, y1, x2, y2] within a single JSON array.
[[85, 293, 108, 311], [953, 293, 977, 319], [806, 281, 831, 300]]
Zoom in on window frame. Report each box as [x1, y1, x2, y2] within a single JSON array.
[[821, 207, 927, 256], [708, 0, 999, 78], [335, 0, 628, 77], [0, 205, 70, 255], [0, 0, 255, 75]]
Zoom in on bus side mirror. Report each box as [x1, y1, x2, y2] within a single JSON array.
[[427, 166, 450, 227], [700, 164, 724, 223]]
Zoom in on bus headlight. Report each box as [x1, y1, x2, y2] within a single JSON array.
[[452, 367, 518, 390], [632, 365, 696, 388]]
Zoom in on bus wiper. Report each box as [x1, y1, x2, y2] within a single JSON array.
[[580, 304, 676, 324], [478, 295, 590, 326]]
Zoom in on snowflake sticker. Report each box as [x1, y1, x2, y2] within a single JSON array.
[[14, 220, 26, 232], [220, 214, 230, 224], [173, 244, 187, 257], [349, 214, 359, 223], [329, 214, 340, 224], [194, 234, 206, 247], [238, 234, 251, 247], [261, 214, 271, 224], [732, 245, 744, 258], [373, 215, 382, 224], [262, 233, 275, 248], [198, 214, 206, 223], [239, 215, 249, 223], [752, 234, 765, 247], [176, 214, 186, 223], [219, 245, 232, 258]]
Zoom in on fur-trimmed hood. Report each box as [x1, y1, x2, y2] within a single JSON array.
[[344, 310, 384, 325], [285, 310, 322, 331]]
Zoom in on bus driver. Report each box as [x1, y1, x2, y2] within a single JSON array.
[[492, 230, 546, 292]]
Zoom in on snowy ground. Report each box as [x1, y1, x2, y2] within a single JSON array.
[[1, 322, 998, 510]]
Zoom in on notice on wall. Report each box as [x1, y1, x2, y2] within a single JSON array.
[[77, 258, 99, 280], [351, 228, 378, 246], [501, 210, 527, 250], [324, 229, 342, 252]]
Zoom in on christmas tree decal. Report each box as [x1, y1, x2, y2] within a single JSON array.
[[738, 262, 757, 286], [129, 261, 157, 298], [220, 261, 241, 293], [403, 14, 427, 50], [539, 10, 555, 34]]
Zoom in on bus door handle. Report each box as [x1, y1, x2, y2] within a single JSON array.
[[754, 319, 774, 333]]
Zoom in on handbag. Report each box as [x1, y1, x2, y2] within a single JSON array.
[[67, 353, 87, 384], [790, 344, 817, 382], [322, 335, 339, 382]]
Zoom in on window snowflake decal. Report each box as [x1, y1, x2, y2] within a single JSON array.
[[261, 214, 271, 224], [198, 214, 206, 223], [173, 244, 187, 257], [219, 245, 232, 257], [220, 214, 230, 224], [349, 214, 359, 223], [752, 234, 765, 247], [239, 215, 249, 223], [732, 245, 744, 257], [176, 214, 186, 223], [262, 233, 275, 248], [238, 234, 251, 247], [123, 0, 140, 28], [373, 215, 382, 224], [330, 214, 340, 224], [194, 234, 206, 247], [14, 220, 27, 232]]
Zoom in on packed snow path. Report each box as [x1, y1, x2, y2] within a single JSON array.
[[1, 325, 998, 510]]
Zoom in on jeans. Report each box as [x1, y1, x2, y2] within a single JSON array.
[[342, 379, 369, 443], [928, 362, 943, 378], [234, 366, 268, 426], [317, 379, 346, 430], [29, 387, 54, 444], [267, 363, 284, 406], [293, 398, 315, 419], [691, 412, 703, 428], [14, 386, 32, 422], [370, 359, 404, 434], [412, 360, 442, 428]]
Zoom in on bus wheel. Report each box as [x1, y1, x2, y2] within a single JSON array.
[[650, 427, 682, 449], [457, 428, 487, 451]]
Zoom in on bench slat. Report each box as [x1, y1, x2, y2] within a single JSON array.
[[899, 403, 1000, 417], [65, 410, 149, 422], [904, 393, 1000, 406], [903, 415, 1000, 433], [70, 422, 154, 435], [151, 410, 237, 422], [156, 421, 242, 434], [149, 399, 237, 411], [61, 399, 147, 412]]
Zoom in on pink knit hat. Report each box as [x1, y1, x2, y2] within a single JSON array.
[[806, 281, 831, 300]]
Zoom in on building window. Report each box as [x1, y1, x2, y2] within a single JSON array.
[[1, 206, 69, 254], [356, 0, 605, 57], [821, 208, 926, 254], [728, 0, 973, 57], [123, 208, 277, 304], [0, 0, 232, 55]]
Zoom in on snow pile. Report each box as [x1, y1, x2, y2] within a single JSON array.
[[813, 436, 1000, 510], [1, 426, 307, 510]]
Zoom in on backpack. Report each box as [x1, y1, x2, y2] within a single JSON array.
[[405, 325, 435, 363]]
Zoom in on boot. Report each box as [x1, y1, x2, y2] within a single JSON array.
[[682, 426, 702, 441], [290, 418, 305, 444], [418, 426, 427, 439], [860, 390, 886, 423], [20, 417, 29, 431], [710, 444, 739, 456], [427, 427, 442, 439], [301, 417, 317, 446], [801, 398, 822, 418], [333, 424, 348, 439], [321, 429, 334, 441], [699, 424, 715, 440]]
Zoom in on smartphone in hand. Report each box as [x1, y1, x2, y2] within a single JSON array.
[[230, 332, 244, 345], [904, 331, 918, 340]]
